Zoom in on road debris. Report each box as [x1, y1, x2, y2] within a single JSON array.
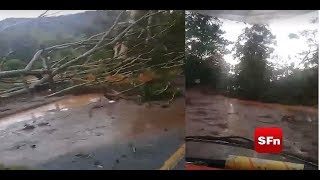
[[129, 143, 136, 153], [258, 115, 273, 118], [22, 124, 35, 131], [37, 122, 50, 127]]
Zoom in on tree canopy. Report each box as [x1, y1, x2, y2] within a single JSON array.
[[186, 12, 318, 106], [185, 11, 230, 89], [233, 25, 276, 100]]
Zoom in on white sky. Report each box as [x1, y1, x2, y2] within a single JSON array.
[[0, 10, 91, 21], [221, 11, 318, 69]]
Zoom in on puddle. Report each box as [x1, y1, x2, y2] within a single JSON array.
[[0, 93, 185, 137], [0, 94, 101, 130]]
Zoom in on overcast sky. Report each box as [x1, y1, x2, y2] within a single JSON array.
[[221, 11, 318, 69], [0, 10, 90, 21], [1, 10, 318, 69]]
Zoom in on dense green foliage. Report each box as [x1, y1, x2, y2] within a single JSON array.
[[263, 28, 318, 105], [124, 10, 184, 66], [185, 12, 230, 89], [186, 12, 318, 106], [232, 25, 275, 100], [126, 10, 185, 101], [2, 59, 27, 71]]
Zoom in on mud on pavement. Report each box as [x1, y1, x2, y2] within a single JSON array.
[[0, 94, 185, 170], [186, 88, 318, 167]]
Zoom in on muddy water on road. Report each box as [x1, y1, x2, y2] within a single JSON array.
[[0, 94, 101, 130], [186, 88, 318, 164], [0, 94, 184, 167]]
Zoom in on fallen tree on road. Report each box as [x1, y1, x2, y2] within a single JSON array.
[[0, 10, 185, 102]]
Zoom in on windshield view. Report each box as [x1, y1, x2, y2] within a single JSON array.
[[185, 10, 318, 170]]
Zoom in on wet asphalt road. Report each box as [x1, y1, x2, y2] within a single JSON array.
[[37, 130, 184, 170], [0, 94, 185, 170], [173, 159, 185, 170], [186, 88, 318, 168]]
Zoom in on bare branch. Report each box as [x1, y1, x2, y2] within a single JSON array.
[[0, 50, 43, 78]]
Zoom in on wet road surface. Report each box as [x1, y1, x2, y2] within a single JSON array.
[[0, 94, 185, 170], [186, 88, 318, 169]]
